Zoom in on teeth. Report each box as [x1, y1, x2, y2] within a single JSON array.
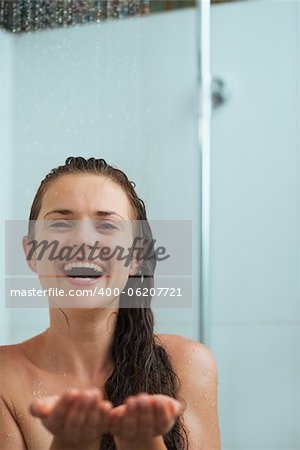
[[63, 262, 103, 273]]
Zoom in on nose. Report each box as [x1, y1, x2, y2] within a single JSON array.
[[70, 220, 99, 249]]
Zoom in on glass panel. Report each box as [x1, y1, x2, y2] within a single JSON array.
[[0, 2, 202, 343]]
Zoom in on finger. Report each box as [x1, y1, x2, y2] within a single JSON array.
[[152, 398, 173, 435], [42, 394, 74, 435], [29, 395, 60, 418], [81, 395, 101, 440], [107, 406, 125, 436], [98, 400, 114, 434], [168, 398, 183, 416], [63, 395, 90, 443], [136, 394, 154, 438], [150, 395, 182, 418], [121, 397, 138, 439]]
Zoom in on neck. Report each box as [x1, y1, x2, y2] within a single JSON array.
[[41, 307, 118, 384]]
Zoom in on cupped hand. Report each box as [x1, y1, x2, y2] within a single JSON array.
[[29, 388, 113, 448], [109, 393, 183, 449]]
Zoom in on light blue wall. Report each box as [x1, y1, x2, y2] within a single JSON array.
[[2, 9, 201, 343], [0, 30, 13, 344], [210, 1, 300, 449]]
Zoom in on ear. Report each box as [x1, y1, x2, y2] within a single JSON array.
[[22, 235, 37, 274], [129, 256, 143, 277]]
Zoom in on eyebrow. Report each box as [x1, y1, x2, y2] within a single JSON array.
[[43, 209, 125, 220]]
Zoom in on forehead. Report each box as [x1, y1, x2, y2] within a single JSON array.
[[39, 174, 131, 219]]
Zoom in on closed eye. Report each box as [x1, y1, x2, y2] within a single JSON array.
[[97, 222, 117, 230], [49, 221, 72, 228]]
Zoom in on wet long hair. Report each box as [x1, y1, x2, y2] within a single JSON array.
[[28, 156, 189, 450]]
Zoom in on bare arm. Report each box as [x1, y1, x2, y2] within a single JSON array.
[[48, 436, 101, 450], [179, 339, 221, 450], [161, 335, 221, 450], [115, 435, 167, 450], [0, 395, 27, 450]]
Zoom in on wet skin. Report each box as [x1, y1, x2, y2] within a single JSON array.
[[1, 174, 221, 449]]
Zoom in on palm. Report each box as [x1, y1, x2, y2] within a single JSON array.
[[30, 389, 182, 448], [109, 393, 183, 446], [29, 388, 113, 446]]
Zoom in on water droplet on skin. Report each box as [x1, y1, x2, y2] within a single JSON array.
[[204, 393, 209, 400], [187, 360, 192, 365]]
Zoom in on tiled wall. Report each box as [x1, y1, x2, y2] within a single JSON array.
[[210, 1, 300, 448]]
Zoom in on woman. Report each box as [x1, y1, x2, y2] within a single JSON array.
[[0, 157, 220, 450]]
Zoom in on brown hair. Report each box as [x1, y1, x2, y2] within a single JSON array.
[[28, 156, 189, 450]]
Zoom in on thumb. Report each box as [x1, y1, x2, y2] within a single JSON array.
[[169, 398, 183, 416], [29, 395, 60, 418]]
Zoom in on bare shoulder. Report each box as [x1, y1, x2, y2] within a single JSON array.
[[0, 343, 24, 393], [0, 345, 27, 449], [0, 343, 23, 373], [155, 333, 218, 380]]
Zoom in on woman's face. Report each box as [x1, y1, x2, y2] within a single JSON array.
[[24, 174, 140, 308]]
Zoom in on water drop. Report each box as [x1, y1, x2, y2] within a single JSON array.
[[211, 401, 216, 408]]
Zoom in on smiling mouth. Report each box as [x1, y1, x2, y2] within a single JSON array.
[[62, 262, 104, 279]]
